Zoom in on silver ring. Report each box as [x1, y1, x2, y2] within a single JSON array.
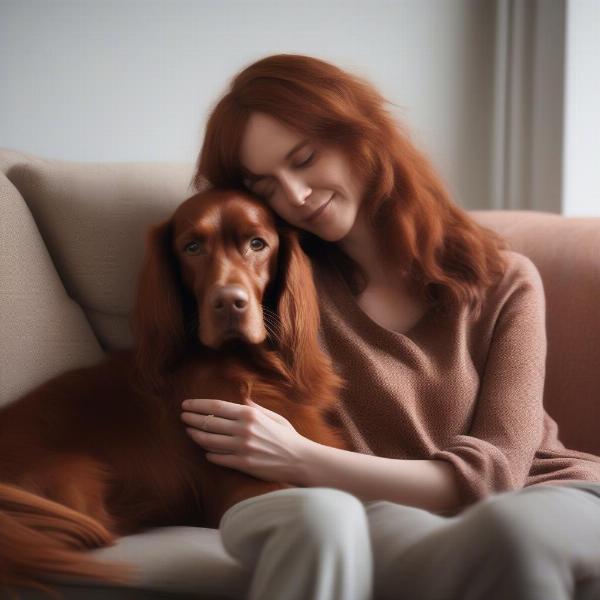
[[202, 414, 215, 431]]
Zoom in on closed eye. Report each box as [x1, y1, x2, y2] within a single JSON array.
[[295, 152, 314, 168], [243, 150, 317, 200]]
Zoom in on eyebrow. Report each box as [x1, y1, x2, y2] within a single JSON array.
[[242, 138, 310, 181], [174, 224, 207, 245], [175, 216, 270, 244]]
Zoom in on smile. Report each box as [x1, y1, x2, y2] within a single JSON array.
[[305, 194, 334, 222]]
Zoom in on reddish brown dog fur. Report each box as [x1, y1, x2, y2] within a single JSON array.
[[0, 189, 349, 597]]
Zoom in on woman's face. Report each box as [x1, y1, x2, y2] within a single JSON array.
[[239, 112, 366, 242]]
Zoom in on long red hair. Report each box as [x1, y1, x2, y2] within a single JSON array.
[[193, 53, 507, 316]]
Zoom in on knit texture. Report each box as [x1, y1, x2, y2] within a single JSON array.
[[312, 250, 600, 508]]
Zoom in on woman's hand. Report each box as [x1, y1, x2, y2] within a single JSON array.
[[180, 397, 311, 485]]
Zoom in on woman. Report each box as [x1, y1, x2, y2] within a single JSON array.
[[180, 54, 600, 600]]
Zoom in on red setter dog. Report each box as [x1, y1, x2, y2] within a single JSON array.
[[0, 189, 349, 597]]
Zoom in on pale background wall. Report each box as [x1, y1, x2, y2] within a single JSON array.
[[562, 0, 600, 217], [0, 0, 598, 214]]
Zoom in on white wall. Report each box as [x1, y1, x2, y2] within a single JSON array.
[[562, 0, 600, 217], [0, 0, 496, 210]]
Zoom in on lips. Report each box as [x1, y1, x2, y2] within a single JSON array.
[[305, 194, 334, 222]]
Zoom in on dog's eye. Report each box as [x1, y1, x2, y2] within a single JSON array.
[[184, 241, 205, 255], [250, 238, 267, 251]]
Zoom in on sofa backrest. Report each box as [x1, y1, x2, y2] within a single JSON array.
[[471, 210, 600, 456], [0, 149, 194, 405], [1, 149, 598, 456]]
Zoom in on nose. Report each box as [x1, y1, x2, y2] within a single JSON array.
[[279, 172, 311, 206], [208, 285, 249, 315]]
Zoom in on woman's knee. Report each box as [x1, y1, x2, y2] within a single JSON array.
[[296, 487, 367, 537], [463, 488, 564, 564], [221, 486, 364, 527], [219, 487, 367, 564]]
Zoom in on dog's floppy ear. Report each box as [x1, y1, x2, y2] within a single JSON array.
[[130, 219, 189, 394], [273, 227, 330, 392]]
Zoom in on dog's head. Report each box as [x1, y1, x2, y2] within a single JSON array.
[[132, 188, 325, 393]]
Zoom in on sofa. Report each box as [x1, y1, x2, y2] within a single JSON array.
[[1, 148, 600, 599]]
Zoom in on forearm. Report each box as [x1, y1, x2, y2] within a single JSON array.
[[295, 440, 463, 515]]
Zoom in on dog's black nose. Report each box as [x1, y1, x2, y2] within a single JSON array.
[[209, 285, 249, 313]]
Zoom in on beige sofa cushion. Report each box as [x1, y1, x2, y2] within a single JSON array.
[[0, 149, 194, 406]]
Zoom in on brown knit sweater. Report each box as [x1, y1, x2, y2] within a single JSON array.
[[311, 249, 600, 508]]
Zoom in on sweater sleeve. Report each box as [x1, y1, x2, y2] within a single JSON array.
[[431, 254, 547, 508]]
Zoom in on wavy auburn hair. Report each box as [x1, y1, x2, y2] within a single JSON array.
[[193, 54, 508, 316]]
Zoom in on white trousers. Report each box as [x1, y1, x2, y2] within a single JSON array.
[[219, 482, 600, 600]]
